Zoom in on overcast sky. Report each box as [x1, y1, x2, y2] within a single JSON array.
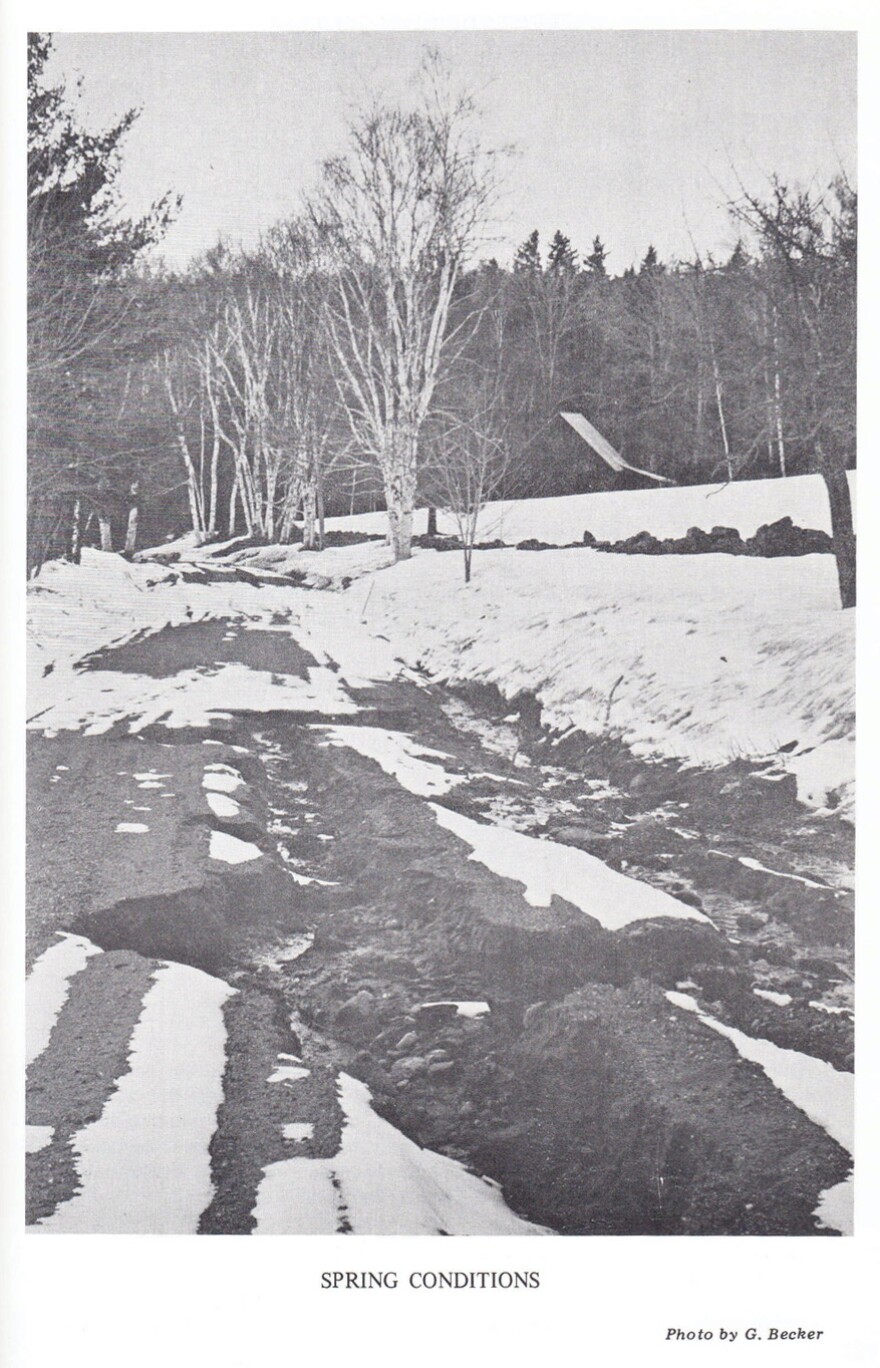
[[48, 30, 856, 274]]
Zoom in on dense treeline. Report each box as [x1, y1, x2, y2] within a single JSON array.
[[27, 37, 856, 602]]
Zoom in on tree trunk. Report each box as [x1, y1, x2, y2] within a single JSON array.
[[229, 479, 239, 536], [123, 484, 139, 558], [264, 457, 278, 542], [316, 463, 325, 551], [427, 506, 437, 537], [382, 424, 418, 562], [98, 514, 113, 552], [710, 344, 732, 481], [208, 435, 220, 532], [695, 371, 705, 473], [69, 497, 82, 565], [387, 502, 414, 561], [302, 480, 317, 550], [774, 365, 786, 477], [771, 304, 786, 477], [822, 467, 856, 609]]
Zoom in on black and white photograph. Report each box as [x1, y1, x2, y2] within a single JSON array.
[[17, 26, 859, 1248]]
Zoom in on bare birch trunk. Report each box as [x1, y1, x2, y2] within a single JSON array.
[[709, 344, 732, 481], [175, 430, 204, 532], [229, 479, 239, 536], [774, 369, 786, 476], [208, 434, 220, 532], [123, 483, 139, 557], [302, 480, 318, 550], [98, 514, 113, 552], [264, 459, 278, 542], [381, 422, 418, 562], [316, 461, 325, 551], [70, 497, 82, 565]]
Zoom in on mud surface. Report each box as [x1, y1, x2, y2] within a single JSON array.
[[26, 611, 854, 1235]]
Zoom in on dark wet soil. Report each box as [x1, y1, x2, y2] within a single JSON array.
[[27, 612, 854, 1235], [26, 951, 160, 1225]]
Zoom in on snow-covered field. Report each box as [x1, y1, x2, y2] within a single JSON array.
[[327, 470, 857, 545], [28, 470, 855, 820], [333, 546, 854, 816]]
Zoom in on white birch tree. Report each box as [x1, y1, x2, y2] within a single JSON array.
[[312, 55, 503, 561]]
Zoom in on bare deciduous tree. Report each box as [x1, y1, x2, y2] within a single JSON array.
[[312, 55, 505, 561], [425, 312, 513, 583]]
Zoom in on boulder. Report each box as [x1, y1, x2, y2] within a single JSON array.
[[748, 517, 834, 558], [333, 989, 379, 1042], [389, 1055, 427, 1081]]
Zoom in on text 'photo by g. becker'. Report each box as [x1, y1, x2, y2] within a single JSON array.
[[25, 30, 855, 1237]]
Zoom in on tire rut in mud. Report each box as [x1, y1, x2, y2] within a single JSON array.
[[245, 717, 850, 1235]]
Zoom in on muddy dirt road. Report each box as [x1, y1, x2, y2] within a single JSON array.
[[26, 607, 854, 1235]]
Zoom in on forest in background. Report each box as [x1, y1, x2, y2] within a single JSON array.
[[27, 34, 857, 603]]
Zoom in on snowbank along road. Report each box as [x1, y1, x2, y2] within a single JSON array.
[[26, 534, 853, 1235]]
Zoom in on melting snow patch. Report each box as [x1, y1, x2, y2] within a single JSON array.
[[34, 659, 359, 736], [788, 740, 853, 817], [810, 1001, 852, 1017], [26, 1125, 55, 1153], [422, 1001, 490, 1019], [206, 791, 240, 819], [35, 963, 234, 1233], [268, 1065, 310, 1084], [253, 1157, 339, 1234], [814, 1177, 854, 1236], [319, 726, 465, 798], [26, 933, 102, 1069], [116, 822, 149, 834], [754, 988, 793, 1007], [710, 849, 829, 890], [256, 934, 315, 972], [210, 830, 261, 864], [429, 804, 713, 932], [283, 1123, 313, 1143], [203, 767, 243, 793], [665, 992, 852, 1149], [252, 1072, 551, 1236], [665, 990, 853, 1235]]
